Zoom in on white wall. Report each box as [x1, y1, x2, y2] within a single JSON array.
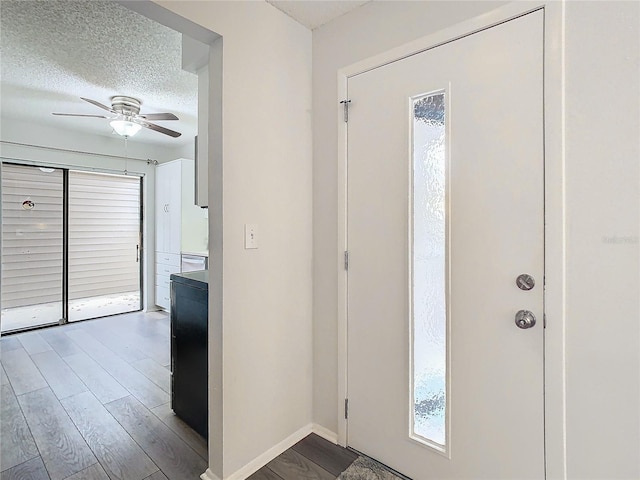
[[0, 118, 186, 164], [150, 2, 313, 479], [312, 0, 507, 436], [0, 118, 186, 312], [313, 1, 639, 478], [565, 2, 639, 478]]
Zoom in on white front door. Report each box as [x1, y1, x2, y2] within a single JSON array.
[[346, 11, 544, 479]]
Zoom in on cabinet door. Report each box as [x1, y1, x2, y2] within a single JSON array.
[[155, 164, 171, 252], [156, 161, 182, 255], [170, 280, 208, 438], [156, 284, 170, 310]]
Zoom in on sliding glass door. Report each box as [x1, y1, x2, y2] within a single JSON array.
[[1, 162, 143, 333], [1, 164, 64, 332], [68, 171, 142, 322]]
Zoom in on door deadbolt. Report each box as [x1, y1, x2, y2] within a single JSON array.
[[515, 310, 536, 329], [516, 274, 535, 291]]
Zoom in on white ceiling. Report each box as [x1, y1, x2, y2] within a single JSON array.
[[0, 1, 370, 148], [267, 1, 371, 30], [0, 0, 198, 147]]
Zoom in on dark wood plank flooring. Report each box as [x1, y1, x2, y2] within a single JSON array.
[[1, 311, 358, 480], [250, 435, 358, 480], [291, 434, 358, 477], [17, 388, 97, 480]]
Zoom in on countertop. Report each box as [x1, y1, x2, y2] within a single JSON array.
[[170, 270, 209, 289], [181, 251, 209, 257]]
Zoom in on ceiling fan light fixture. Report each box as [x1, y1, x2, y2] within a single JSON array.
[[54, 96, 182, 138], [110, 119, 142, 137]]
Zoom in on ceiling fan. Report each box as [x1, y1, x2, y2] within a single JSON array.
[[53, 96, 181, 138]]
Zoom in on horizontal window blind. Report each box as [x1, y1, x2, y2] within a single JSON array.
[[68, 171, 140, 301], [1, 164, 63, 309]]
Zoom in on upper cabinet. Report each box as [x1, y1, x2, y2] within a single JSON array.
[[174, 36, 222, 211], [195, 66, 208, 208], [194, 38, 222, 208]]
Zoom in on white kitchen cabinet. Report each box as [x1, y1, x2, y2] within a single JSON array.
[[155, 159, 208, 311], [156, 160, 182, 254]]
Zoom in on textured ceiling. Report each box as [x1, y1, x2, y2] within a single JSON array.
[[0, 0, 198, 147], [0, 0, 372, 148], [267, 1, 371, 30]]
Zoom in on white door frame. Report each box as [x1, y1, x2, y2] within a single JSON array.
[[336, 1, 566, 478]]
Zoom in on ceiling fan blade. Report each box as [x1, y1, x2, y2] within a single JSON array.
[[138, 113, 179, 121], [80, 97, 117, 114], [52, 113, 108, 118], [137, 120, 182, 138]]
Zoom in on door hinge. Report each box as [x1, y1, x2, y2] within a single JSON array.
[[543, 313, 547, 329], [340, 99, 351, 123], [344, 250, 349, 271], [345, 398, 349, 419]]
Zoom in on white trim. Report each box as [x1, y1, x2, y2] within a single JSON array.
[[337, 69, 349, 448], [339, 2, 543, 79], [223, 424, 313, 480], [201, 424, 338, 480], [312, 423, 339, 444], [539, 2, 567, 479], [200, 424, 339, 480], [336, 1, 566, 478], [200, 469, 221, 480]]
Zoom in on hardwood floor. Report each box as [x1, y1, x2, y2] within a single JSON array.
[[250, 435, 358, 480], [0, 312, 198, 479], [0, 311, 358, 480]]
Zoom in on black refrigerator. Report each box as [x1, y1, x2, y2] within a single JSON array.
[[170, 270, 208, 439]]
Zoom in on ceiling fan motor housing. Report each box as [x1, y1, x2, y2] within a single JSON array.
[[53, 95, 181, 137], [111, 96, 141, 116]]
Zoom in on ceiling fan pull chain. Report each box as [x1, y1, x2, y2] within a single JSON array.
[[124, 137, 129, 175]]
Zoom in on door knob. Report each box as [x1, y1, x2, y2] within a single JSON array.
[[515, 310, 536, 329]]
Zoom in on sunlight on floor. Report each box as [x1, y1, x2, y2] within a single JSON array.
[[1, 291, 141, 332]]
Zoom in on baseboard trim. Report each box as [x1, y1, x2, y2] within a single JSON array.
[[225, 423, 313, 480], [200, 423, 341, 480], [311, 423, 339, 444], [200, 468, 221, 480]]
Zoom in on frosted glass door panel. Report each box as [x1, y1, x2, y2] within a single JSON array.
[[412, 92, 447, 447]]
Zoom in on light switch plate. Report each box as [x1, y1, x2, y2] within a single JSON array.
[[245, 224, 258, 249]]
